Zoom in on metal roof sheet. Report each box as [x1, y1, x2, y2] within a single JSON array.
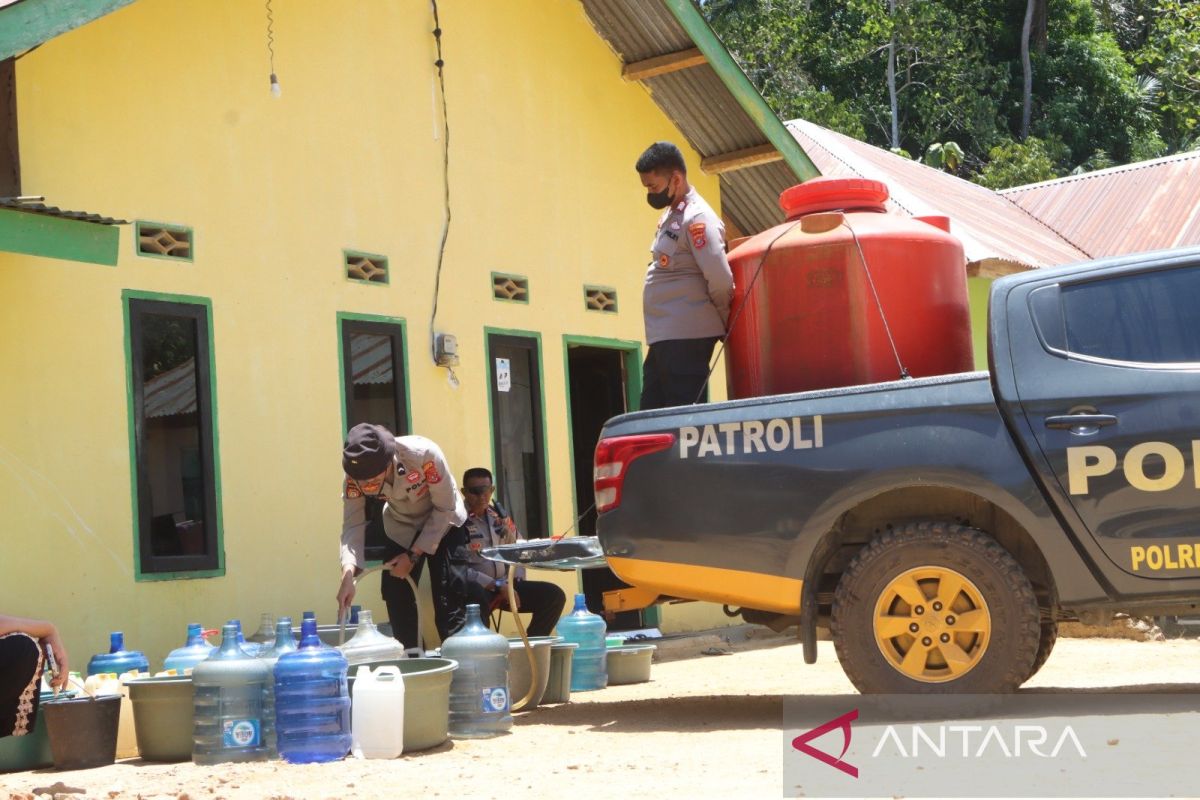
[[143, 358, 197, 419], [0, 198, 128, 225], [787, 119, 1090, 271], [1001, 151, 1200, 258], [579, 0, 811, 235]]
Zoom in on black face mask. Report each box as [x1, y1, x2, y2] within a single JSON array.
[[646, 185, 673, 210]]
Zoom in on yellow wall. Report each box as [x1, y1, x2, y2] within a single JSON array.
[[968, 276, 994, 370], [0, 0, 739, 668]]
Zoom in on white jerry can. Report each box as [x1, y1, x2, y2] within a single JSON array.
[[351, 665, 405, 759]]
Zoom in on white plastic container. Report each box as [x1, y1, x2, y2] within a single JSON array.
[[351, 665, 405, 759]]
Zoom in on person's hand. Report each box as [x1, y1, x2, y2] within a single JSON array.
[[385, 552, 416, 579], [336, 570, 357, 617], [41, 628, 69, 692]]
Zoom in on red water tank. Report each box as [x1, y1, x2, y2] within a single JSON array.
[[725, 177, 973, 399]]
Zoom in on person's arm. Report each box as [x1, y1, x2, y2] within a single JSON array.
[[687, 213, 734, 327], [410, 441, 468, 555], [337, 482, 368, 613], [0, 615, 69, 690]]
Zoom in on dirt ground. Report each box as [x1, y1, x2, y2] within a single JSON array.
[[6, 634, 1200, 800]]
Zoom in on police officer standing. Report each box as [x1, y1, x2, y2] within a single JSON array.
[[336, 423, 468, 652], [636, 141, 735, 410]]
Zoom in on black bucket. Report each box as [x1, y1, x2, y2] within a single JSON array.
[[42, 694, 121, 770]]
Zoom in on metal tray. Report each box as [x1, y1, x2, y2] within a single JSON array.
[[480, 536, 607, 570]]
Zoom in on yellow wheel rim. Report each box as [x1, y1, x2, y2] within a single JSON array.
[[872, 566, 991, 683]]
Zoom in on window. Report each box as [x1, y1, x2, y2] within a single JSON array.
[[135, 222, 193, 261], [127, 296, 220, 576], [339, 316, 409, 561], [1061, 264, 1200, 364]]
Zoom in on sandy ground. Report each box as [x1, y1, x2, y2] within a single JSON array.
[[6, 635, 1200, 800]]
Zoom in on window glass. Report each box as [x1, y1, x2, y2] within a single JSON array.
[[1062, 265, 1200, 364]]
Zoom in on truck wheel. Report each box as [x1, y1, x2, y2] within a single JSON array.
[[831, 522, 1039, 693], [1025, 620, 1058, 681]]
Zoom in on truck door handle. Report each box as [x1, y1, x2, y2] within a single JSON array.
[[1044, 414, 1117, 432]]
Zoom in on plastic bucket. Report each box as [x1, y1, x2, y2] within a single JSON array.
[[541, 642, 578, 704], [42, 694, 121, 770], [0, 691, 62, 772], [346, 657, 457, 752], [507, 637, 554, 710], [125, 676, 193, 762], [605, 644, 656, 685]]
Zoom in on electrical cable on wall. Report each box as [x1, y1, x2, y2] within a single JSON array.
[[265, 0, 281, 97], [429, 0, 452, 367]]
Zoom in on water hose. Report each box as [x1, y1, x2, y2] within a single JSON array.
[[336, 564, 424, 656]]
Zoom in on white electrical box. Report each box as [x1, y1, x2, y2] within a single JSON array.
[[434, 333, 459, 366]]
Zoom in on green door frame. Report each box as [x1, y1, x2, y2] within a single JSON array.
[[484, 326, 552, 538]]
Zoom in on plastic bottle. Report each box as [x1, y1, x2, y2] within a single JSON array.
[[87, 632, 150, 677], [248, 613, 276, 645], [164, 623, 215, 674], [440, 604, 512, 738], [351, 665, 405, 759], [230, 619, 264, 657], [273, 616, 352, 763], [338, 609, 405, 666], [191, 623, 273, 765], [555, 594, 607, 691], [260, 618, 298, 667]]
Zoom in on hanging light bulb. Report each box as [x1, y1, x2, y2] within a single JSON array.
[[270, 72, 282, 98], [266, 0, 281, 99]]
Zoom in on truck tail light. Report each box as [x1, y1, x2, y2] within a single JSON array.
[[593, 433, 676, 514]]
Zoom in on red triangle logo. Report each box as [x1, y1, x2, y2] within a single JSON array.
[[791, 708, 859, 778]]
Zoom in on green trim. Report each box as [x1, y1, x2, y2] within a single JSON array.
[[662, 0, 820, 182], [583, 284, 620, 314], [484, 326, 552, 536], [123, 289, 226, 582], [134, 220, 194, 263], [0, 207, 120, 266], [0, 0, 138, 61], [490, 271, 530, 304], [343, 249, 390, 287]]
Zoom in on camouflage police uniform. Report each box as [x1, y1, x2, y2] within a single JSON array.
[[642, 187, 734, 409]]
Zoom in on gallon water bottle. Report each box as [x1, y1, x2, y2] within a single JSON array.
[[164, 623, 215, 674], [339, 609, 405, 666], [556, 594, 607, 691], [87, 632, 150, 676], [260, 618, 298, 667], [273, 616, 352, 763], [230, 619, 264, 657], [440, 604, 512, 738], [248, 613, 276, 645], [192, 623, 273, 765], [351, 665, 405, 759]]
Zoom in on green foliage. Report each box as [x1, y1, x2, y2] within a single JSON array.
[[703, 0, 1193, 189]]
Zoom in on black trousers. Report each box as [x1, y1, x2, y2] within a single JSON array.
[[466, 579, 567, 638], [0, 633, 43, 738], [640, 337, 719, 410], [379, 534, 467, 651]]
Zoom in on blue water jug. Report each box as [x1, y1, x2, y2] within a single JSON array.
[[163, 623, 215, 674], [555, 594, 607, 691], [273, 616, 351, 763], [191, 623, 273, 765], [86, 632, 150, 676], [440, 604, 512, 738]]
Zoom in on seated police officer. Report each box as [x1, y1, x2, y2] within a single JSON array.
[[451, 467, 565, 637]]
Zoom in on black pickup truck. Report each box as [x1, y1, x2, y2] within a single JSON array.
[[592, 246, 1200, 693]]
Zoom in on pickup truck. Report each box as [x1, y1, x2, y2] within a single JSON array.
[[592, 245, 1200, 693]]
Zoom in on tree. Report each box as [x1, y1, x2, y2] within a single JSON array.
[[975, 137, 1066, 189]]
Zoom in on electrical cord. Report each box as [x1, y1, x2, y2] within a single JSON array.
[[429, 0, 452, 364]]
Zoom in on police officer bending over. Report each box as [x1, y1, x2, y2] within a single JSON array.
[[636, 141, 735, 410], [444, 467, 566, 637], [337, 423, 468, 652]]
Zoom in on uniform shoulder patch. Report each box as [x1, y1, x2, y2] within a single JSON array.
[[689, 222, 707, 249], [422, 460, 443, 484], [344, 479, 362, 499]]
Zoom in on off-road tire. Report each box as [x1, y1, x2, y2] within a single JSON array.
[[831, 522, 1040, 693], [1026, 620, 1058, 681]]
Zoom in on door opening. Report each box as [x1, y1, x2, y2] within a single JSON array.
[[487, 333, 548, 538]]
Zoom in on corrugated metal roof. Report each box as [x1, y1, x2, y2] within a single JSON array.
[[579, 0, 809, 234], [788, 119, 1090, 271], [349, 333, 395, 386], [1001, 151, 1200, 258], [144, 358, 197, 419], [0, 198, 128, 225]]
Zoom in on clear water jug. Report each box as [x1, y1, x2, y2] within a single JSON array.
[[555, 594, 607, 691], [191, 623, 273, 765], [351, 665, 405, 759], [273, 616, 352, 763], [260, 618, 298, 667], [440, 604, 511, 738], [87, 632, 150, 677], [339, 610, 405, 666], [164, 623, 215, 674], [230, 619, 264, 657], [248, 613, 276, 645]]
